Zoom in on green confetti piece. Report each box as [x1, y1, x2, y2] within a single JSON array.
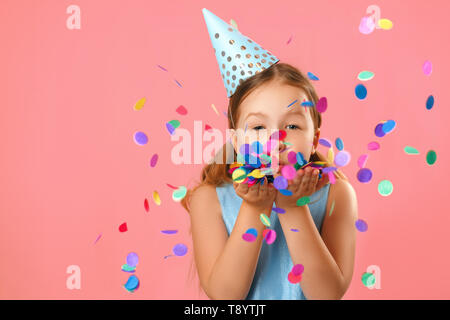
[[283, 141, 293, 146], [357, 71, 375, 81], [172, 186, 187, 201], [297, 196, 310, 206], [426, 150, 437, 165], [361, 272, 376, 287], [378, 180, 393, 197], [329, 200, 335, 216], [260, 213, 271, 227], [404, 146, 419, 155], [168, 120, 180, 129]]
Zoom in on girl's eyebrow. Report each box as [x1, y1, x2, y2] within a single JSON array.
[[244, 111, 268, 120], [285, 108, 307, 119]]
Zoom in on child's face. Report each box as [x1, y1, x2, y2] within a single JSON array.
[[231, 79, 320, 166]]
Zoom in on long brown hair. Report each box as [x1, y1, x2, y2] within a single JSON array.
[[181, 62, 348, 291]]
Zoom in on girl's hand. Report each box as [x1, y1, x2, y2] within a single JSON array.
[[233, 176, 277, 211], [274, 166, 329, 209]]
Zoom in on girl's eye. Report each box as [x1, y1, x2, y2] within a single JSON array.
[[286, 124, 300, 130], [252, 125, 265, 131]]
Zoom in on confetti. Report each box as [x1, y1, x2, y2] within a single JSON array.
[[153, 191, 161, 206], [287, 35, 293, 45], [426, 95, 434, 110], [242, 233, 257, 242], [251, 141, 263, 154], [362, 272, 376, 287], [368, 141, 380, 151], [286, 99, 298, 108], [127, 252, 139, 267], [301, 101, 314, 107], [172, 186, 187, 202], [173, 243, 188, 256], [426, 150, 437, 165], [144, 198, 149, 212], [334, 150, 351, 167], [359, 16, 376, 35], [374, 123, 386, 138], [166, 183, 178, 189], [176, 105, 187, 115], [230, 19, 238, 30], [329, 200, 335, 216], [119, 222, 128, 232], [382, 120, 396, 134], [423, 60, 432, 76], [288, 271, 302, 284], [316, 97, 327, 113], [281, 165, 296, 180], [150, 154, 158, 167], [357, 168, 373, 183], [355, 84, 367, 100], [307, 72, 319, 81], [166, 120, 180, 135], [335, 137, 344, 151], [291, 228, 299, 232], [319, 138, 332, 148], [211, 103, 219, 115], [272, 207, 286, 214], [404, 146, 419, 155], [245, 228, 258, 238], [357, 154, 369, 168], [157, 64, 168, 72], [357, 71, 375, 81], [124, 275, 139, 292], [378, 180, 393, 196], [378, 18, 393, 30], [232, 168, 247, 183], [260, 214, 271, 227], [292, 264, 304, 276], [262, 229, 277, 245], [94, 233, 102, 245], [355, 219, 368, 232], [279, 189, 293, 196], [161, 230, 178, 235], [328, 171, 336, 184], [174, 79, 182, 87], [297, 196, 310, 206], [134, 131, 148, 145], [205, 124, 213, 131], [121, 264, 136, 273], [327, 148, 335, 163], [133, 97, 146, 111]]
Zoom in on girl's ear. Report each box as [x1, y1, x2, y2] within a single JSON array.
[[313, 128, 321, 150], [229, 129, 238, 154]]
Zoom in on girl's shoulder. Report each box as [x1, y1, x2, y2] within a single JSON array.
[[189, 184, 223, 217]]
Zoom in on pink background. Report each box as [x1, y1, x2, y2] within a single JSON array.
[[1, 0, 449, 299]]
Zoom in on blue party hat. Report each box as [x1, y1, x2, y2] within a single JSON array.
[[202, 8, 280, 98]]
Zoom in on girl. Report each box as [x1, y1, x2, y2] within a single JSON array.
[[181, 62, 358, 300]]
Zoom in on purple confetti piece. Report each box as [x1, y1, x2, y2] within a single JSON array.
[[173, 243, 188, 256], [355, 219, 368, 232], [334, 150, 351, 167], [316, 97, 327, 113], [291, 228, 299, 232], [274, 176, 288, 190], [161, 230, 178, 235], [322, 166, 337, 174], [272, 207, 286, 214], [166, 123, 175, 135], [94, 233, 102, 245], [126, 252, 139, 268], [174, 79, 182, 88], [134, 131, 148, 145], [374, 123, 386, 138], [157, 64, 168, 72], [319, 138, 332, 148], [150, 154, 159, 167], [357, 168, 372, 183]]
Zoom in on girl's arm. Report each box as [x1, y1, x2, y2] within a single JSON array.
[[278, 178, 358, 299], [189, 181, 275, 300]]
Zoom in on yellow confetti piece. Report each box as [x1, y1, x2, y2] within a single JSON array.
[[153, 191, 161, 206], [211, 103, 219, 116], [260, 213, 271, 227], [378, 18, 393, 30], [230, 162, 244, 169], [249, 169, 265, 179], [133, 97, 146, 111], [329, 200, 335, 216], [232, 168, 247, 183], [327, 148, 335, 164]]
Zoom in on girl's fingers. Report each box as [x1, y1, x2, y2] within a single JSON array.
[[260, 177, 268, 196]]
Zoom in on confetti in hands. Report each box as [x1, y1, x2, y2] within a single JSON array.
[[228, 130, 328, 198]]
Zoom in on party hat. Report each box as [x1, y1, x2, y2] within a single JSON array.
[[202, 8, 280, 98]]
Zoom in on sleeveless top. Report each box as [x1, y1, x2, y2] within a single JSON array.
[[215, 182, 331, 300]]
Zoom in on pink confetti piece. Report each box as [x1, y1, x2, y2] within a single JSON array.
[[368, 141, 380, 151], [150, 154, 158, 167], [94, 233, 102, 245], [287, 35, 293, 45], [144, 198, 149, 212], [328, 171, 336, 184], [166, 183, 178, 189], [357, 154, 369, 169]]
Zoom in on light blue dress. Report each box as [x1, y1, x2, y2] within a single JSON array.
[[215, 182, 331, 300]]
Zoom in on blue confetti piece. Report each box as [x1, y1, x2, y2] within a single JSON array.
[[301, 101, 314, 107], [355, 84, 367, 100], [307, 72, 319, 81], [426, 95, 434, 110], [335, 137, 344, 151]]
